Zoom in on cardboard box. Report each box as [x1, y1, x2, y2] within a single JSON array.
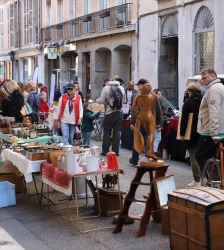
[[91, 103, 105, 113], [0, 161, 24, 193]]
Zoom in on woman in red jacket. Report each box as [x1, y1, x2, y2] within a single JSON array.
[[39, 91, 49, 122]]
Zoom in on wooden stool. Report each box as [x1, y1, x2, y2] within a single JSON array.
[[113, 164, 169, 237]]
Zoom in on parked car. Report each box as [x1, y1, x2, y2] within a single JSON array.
[[186, 74, 224, 96], [160, 95, 181, 117]]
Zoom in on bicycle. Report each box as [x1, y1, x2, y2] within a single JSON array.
[[201, 136, 224, 189]]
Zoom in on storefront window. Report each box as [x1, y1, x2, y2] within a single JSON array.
[[0, 62, 4, 76], [23, 59, 28, 83]]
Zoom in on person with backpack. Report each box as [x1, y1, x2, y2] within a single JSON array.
[[97, 80, 126, 156]]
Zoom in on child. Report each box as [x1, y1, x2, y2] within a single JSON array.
[[39, 91, 49, 122], [82, 101, 101, 146]]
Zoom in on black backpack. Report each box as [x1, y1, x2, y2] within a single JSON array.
[[108, 85, 123, 110]]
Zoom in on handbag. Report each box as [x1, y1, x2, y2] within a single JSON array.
[[20, 102, 33, 116], [73, 126, 82, 140]]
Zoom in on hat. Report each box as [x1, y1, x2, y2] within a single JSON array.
[[104, 77, 111, 83], [40, 91, 47, 96], [136, 78, 149, 85], [67, 83, 75, 89]]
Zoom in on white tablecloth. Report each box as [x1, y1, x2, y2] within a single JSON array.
[[1, 149, 45, 182], [42, 176, 72, 196]]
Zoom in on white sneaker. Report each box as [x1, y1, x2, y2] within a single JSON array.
[[188, 180, 201, 187]]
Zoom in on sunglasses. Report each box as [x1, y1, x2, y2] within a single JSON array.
[[67, 88, 74, 90]]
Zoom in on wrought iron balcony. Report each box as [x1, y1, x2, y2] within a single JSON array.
[[42, 3, 133, 43]]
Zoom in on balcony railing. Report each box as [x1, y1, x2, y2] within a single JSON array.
[[42, 3, 133, 43]]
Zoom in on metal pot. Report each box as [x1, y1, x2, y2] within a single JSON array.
[[90, 145, 99, 156], [62, 144, 74, 152]]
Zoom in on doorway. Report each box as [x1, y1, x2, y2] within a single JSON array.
[[158, 37, 178, 106]]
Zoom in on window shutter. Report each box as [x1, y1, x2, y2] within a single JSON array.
[[14, 1, 19, 47], [0, 9, 4, 50], [10, 3, 14, 48]]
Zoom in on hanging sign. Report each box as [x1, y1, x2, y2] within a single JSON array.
[[47, 47, 58, 59]]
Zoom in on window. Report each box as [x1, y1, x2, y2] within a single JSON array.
[[0, 8, 3, 50], [24, 0, 33, 45], [46, 1, 51, 26], [69, 53, 78, 82], [194, 6, 215, 74], [57, 0, 63, 23], [69, 0, 76, 19], [99, 0, 108, 30], [83, 0, 91, 33], [7, 4, 14, 48], [116, 0, 127, 26]]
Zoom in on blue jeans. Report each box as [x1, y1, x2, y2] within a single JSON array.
[[131, 126, 148, 163], [153, 128, 161, 153], [60, 122, 76, 145], [82, 131, 92, 146]]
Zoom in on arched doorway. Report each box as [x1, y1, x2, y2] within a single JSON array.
[[113, 44, 131, 87], [159, 14, 178, 106], [93, 47, 111, 100], [193, 6, 215, 74]]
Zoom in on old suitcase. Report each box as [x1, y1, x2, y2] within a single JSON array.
[[168, 187, 224, 250]]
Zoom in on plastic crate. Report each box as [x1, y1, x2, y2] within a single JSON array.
[[0, 181, 16, 208]]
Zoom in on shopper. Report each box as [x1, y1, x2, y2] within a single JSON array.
[[37, 83, 48, 95], [82, 101, 101, 146], [39, 91, 50, 122], [2, 80, 24, 122], [196, 68, 224, 171], [18, 82, 28, 101], [25, 82, 40, 123], [153, 88, 163, 155], [55, 83, 83, 145], [74, 81, 84, 104], [123, 81, 138, 119], [53, 85, 61, 105], [97, 80, 126, 156], [180, 82, 202, 187]]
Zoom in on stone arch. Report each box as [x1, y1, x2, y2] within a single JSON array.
[[194, 6, 214, 32], [161, 15, 178, 38]]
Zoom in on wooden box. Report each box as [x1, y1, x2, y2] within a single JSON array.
[[0, 160, 24, 193], [168, 187, 224, 250], [26, 152, 45, 161], [94, 188, 125, 217]]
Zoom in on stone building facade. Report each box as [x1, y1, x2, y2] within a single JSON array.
[[139, 0, 223, 109], [0, 0, 138, 102]]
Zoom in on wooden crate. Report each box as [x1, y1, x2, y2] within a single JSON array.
[[168, 187, 224, 250], [26, 152, 45, 161], [94, 188, 125, 217]]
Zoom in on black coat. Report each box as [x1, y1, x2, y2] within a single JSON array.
[[11, 90, 24, 122], [180, 94, 202, 148]]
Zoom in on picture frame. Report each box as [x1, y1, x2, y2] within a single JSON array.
[[152, 175, 176, 208]]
